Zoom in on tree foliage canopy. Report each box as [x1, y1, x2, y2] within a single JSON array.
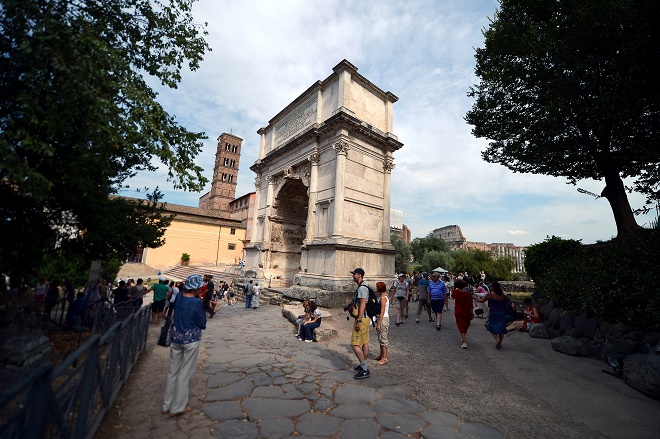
[[390, 235, 411, 275], [0, 0, 210, 282], [450, 248, 514, 281], [466, 0, 660, 237], [410, 235, 449, 263]]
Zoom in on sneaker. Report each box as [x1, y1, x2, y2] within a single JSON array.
[[395, 322, 400, 326], [461, 342, 467, 349], [354, 364, 361, 370], [304, 339, 312, 343], [354, 369, 370, 379]]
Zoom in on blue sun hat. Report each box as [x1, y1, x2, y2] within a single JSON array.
[[184, 274, 205, 291]]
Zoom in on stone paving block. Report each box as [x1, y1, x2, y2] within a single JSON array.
[[201, 401, 243, 421], [319, 370, 355, 383], [459, 422, 505, 439], [273, 376, 288, 385], [247, 372, 273, 386], [380, 431, 410, 439], [295, 412, 343, 436], [242, 397, 309, 420], [320, 386, 334, 397], [205, 380, 254, 401], [312, 397, 333, 411], [377, 385, 415, 400], [258, 417, 295, 438], [207, 372, 242, 388], [421, 424, 469, 439], [212, 419, 259, 439], [281, 389, 305, 399], [377, 413, 427, 435], [340, 418, 380, 439], [420, 410, 460, 427], [334, 383, 377, 404], [360, 374, 399, 387], [297, 382, 319, 394], [251, 385, 284, 398], [330, 403, 376, 419], [371, 398, 425, 413]]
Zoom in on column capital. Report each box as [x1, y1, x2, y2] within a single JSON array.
[[383, 158, 395, 173], [254, 177, 262, 189], [308, 150, 321, 164], [333, 140, 350, 156]]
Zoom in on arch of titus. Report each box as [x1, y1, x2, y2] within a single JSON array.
[[244, 60, 402, 305]]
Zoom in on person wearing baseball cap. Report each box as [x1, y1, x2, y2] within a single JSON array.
[[350, 268, 371, 379], [162, 274, 206, 417]]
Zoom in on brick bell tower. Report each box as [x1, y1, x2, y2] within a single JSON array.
[[199, 133, 242, 211]]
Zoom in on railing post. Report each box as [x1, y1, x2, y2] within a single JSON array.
[[23, 365, 54, 439], [74, 335, 100, 439]]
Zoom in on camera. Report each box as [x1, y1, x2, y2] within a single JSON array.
[[343, 302, 355, 320]]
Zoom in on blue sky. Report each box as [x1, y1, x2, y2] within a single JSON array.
[[122, 0, 654, 247]]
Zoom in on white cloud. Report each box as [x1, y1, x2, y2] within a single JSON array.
[[509, 230, 530, 236], [124, 0, 655, 248]]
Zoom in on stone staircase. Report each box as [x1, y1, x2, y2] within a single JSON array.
[[163, 264, 239, 282]]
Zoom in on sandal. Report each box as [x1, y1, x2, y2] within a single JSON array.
[[377, 358, 389, 365], [169, 406, 191, 417]]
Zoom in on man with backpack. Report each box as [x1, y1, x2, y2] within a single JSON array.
[[350, 268, 371, 379], [244, 280, 254, 309]]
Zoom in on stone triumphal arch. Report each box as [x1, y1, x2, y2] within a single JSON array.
[[244, 60, 403, 304]]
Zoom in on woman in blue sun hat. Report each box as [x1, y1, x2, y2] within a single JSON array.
[[162, 274, 207, 417]]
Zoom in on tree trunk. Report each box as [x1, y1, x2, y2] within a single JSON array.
[[601, 171, 641, 238]]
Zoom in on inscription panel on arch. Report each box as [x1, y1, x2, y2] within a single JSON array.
[[274, 98, 317, 147]]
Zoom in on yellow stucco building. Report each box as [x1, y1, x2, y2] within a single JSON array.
[[136, 202, 246, 270]]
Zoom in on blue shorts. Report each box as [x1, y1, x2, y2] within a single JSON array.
[[430, 299, 444, 314]]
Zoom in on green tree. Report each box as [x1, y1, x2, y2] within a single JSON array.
[[410, 235, 450, 263], [466, 0, 660, 238], [390, 235, 410, 275], [0, 0, 210, 282], [421, 251, 452, 274]]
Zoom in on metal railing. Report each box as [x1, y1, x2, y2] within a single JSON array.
[[0, 305, 151, 439]]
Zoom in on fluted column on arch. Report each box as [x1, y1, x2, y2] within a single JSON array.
[[304, 149, 320, 244], [382, 156, 395, 243], [249, 176, 263, 243], [331, 140, 349, 238]]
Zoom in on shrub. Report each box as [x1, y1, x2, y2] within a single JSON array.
[[525, 232, 660, 329]]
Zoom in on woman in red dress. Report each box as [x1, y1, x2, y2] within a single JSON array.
[[452, 278, 473, 349]]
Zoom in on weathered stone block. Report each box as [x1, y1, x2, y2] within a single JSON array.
[[624, 353, 660, 400], [559, 312, 573, 332], [548, 308, 561, 327], [539, 300, 555, 317], [583, 318, 598, 339], [573, 312, 586, 336], [528, 323, 549, 339], [607, 323, 631, 340], [551, 336, 590, 356], [546, 326, 560, 339]]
